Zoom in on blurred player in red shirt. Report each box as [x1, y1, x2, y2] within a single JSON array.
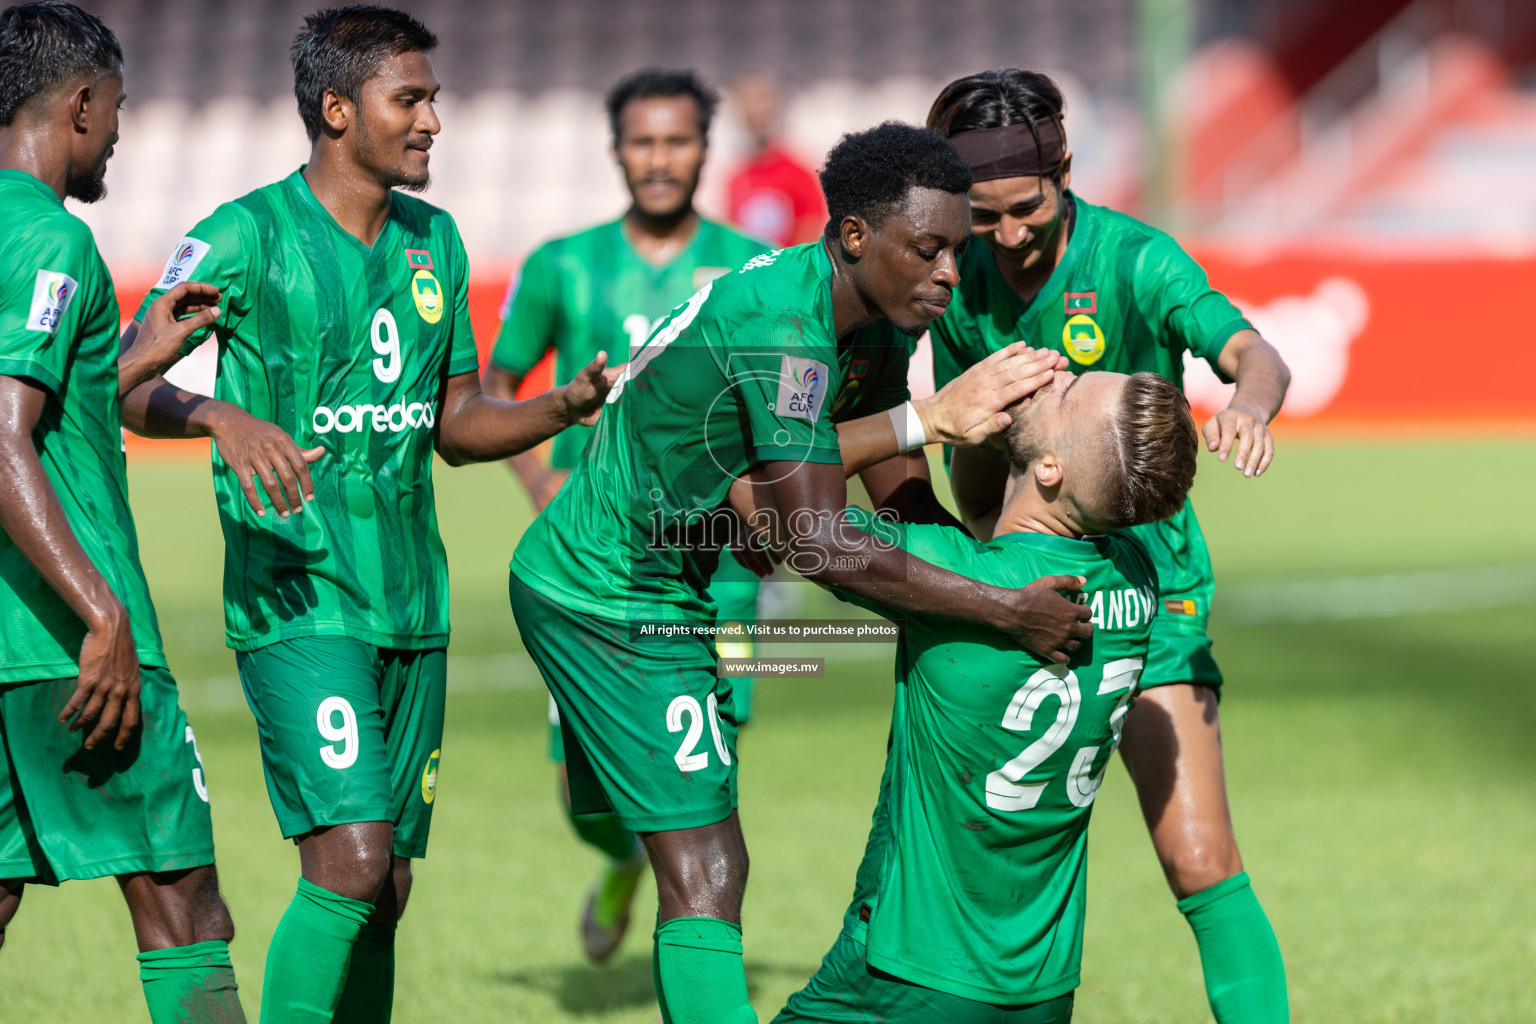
[[725, 73, 826, 246]]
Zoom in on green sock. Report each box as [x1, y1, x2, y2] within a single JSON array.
[[260, 878, 373, 1024], [570, 810, 640, 863], [137, 939, 246, 1024], [653, 916, 757, 1024], [1179, 871, 1289, 1024], [332, 919, 397, 1024]]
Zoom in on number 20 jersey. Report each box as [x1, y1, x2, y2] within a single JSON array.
[[836, 508, 1159, 1004], [137, 169, 481, 652]]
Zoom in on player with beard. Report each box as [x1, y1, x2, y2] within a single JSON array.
[[773, 369, 1199, 1024], [926, 70, 1290, 1023], [0, 2, 247, 1019], [116, 7, 615, 1021], [481, 69, 769, 962], [510, 122, 1093, 1023]]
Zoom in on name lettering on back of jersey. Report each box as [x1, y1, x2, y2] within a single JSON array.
[[775, 356, 828, 420], [741, 250, 781, 272], [156, 236, 210, 288], [26, 270, 78, 335], [1076, 586, 1156, 629]]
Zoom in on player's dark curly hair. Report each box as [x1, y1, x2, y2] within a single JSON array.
[[291, 5, 438, 143], [605, 68, 718, 144], [818, 121, 972, 231], [0, 1, 121, 127], [927, 69, 1068, 183]]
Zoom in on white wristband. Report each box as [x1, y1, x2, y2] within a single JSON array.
[[889, 401, 928, 454]]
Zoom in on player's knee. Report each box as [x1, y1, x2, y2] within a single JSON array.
[[387, 859, 414, 922], [1166, 838, 1244, 900]]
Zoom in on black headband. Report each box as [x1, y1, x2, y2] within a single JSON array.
[[949, 119, 1066, 182]]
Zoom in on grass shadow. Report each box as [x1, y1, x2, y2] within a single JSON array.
[[494, 954, 819, 1017]]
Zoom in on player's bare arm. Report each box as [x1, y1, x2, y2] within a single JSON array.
[[481, 362, 569, 507], [115, 281, 222, 396], [119, 348, 323, 520], [0, 376, 139, 750], [434, 355, 619, 466], [857, 452, 964, 529], [760, 458, 1090, 662], [1206, 328, 1290, 477]]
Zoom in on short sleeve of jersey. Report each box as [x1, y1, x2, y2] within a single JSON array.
[[135, 203, 260, 358], [443, 219, 480, 377], [490, 243, 559, 376], [1132, 235, 1251, 376], [0, 218, 96, 394], [730, 310, 842, 466]]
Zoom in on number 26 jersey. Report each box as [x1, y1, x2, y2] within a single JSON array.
[[136, 168, 481, 653]]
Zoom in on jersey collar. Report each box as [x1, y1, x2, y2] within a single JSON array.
[[0, 169, 63, 206], [286, 166, 400, 257], [989, 529, 1100, 557]]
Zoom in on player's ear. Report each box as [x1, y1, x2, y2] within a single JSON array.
[[320, 88, 350, 136], [1034, 451, 1064, 490], [68, 82, 93, 133], [838, 216, 868, 260], [1059, 152, 1072, 193]]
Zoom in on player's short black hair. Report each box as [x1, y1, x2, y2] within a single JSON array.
[[927, 68, 1068, 182], [818, 121, 972, 230], [0, 1, 121, 127], [291, 5, 437, 142], [605, 68, 717, 144]]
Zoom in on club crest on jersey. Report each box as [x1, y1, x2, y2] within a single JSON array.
[[420, 748, 441, 804], [1063, 313, 1105, 365], [775, 355, 828, 420], [26, 270, 78, 335], [411, 269, 443, 324], [156, 236, 210, 288]]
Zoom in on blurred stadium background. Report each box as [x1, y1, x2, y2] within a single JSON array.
[[7, 1, 1536, 1021]]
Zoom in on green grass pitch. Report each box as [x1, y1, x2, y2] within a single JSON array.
[[4, 439, 1535, 1022]]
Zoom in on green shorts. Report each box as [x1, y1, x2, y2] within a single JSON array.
[[0, 668, 214, 884], [236, 636, 445, 859], [548, 556, 760, 762], [775, 930, 1075, 1024], [1126, 501, 1223, 693], [512, 572, 739, 833]]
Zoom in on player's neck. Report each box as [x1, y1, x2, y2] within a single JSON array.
[[824, 237, 881, 340], [623, 206, 698, 268], [303, 150, 394, 248], [0, 124, 70, 201], [994, 475, 1085, 539]]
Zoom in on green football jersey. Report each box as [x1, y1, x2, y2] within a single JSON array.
[[490, 217, 769, 468], [834, 506, 1158, 1005], [511, 242, 911, 622], [929, 194, 1252, 392], [0, 171, 167, 682], [137, 169, 481, 652]]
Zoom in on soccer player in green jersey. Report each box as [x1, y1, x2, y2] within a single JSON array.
[[0, 3, 249, 1020], [116, 8, 615, 1021], [925, 70, 1291, 1023], [774, 369, 1200, 1024], [481, 69, 771, 961], [511, 122, 1094, 1024]]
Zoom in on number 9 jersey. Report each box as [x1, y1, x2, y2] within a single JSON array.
[[135, 169, 482, 653]]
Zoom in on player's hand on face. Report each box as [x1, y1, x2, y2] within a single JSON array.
[[209, 407, 324, 518], [916, 342, 1067, 447], [60, 604, 142, 751], [563, 353, 615, 427], [135, 283, 223, 373], [1202, 403, 1274, 477], [1000, 575, 1093, 664]]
